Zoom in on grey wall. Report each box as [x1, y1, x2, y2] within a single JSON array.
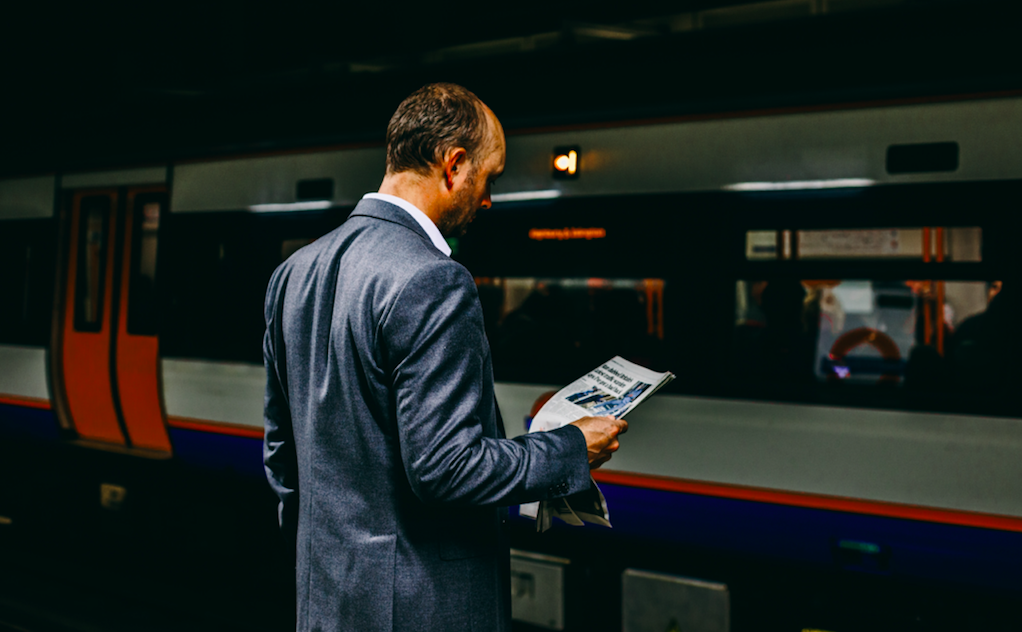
[[171, 147, 386, 212], [0, 176, 55, 220]]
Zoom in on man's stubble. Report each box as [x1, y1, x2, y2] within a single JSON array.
[[437, 167, 479, 238]]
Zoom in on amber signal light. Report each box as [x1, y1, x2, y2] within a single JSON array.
[[552, 146, 579, 179], [529, 227, 606, 241]]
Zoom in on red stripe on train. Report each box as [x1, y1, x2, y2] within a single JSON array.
[[166, 416, 265, 440], [592, 469, 1022, 533], [0, 394, 52, 410]]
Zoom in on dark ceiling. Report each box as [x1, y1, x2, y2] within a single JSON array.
[[1, 0, 1019, 177]]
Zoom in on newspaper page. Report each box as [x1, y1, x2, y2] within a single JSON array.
[[520, 356, 675, 531]]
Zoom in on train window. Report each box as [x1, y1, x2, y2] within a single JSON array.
[[732, 278, 1016, 401], [159, 214, 265, 364], [0, 220, 55, 346], [127, 195, 164, 336], [160, 205, 353, 364], [0, 235, 33, 344], [0, 243, 30, 326], [745, 227, 982, 261], [477, 277, 669, 384], [74, 195, 111, 332]]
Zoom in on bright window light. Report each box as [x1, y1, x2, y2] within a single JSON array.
[[491, 190, 563, 203], [248, 201, 333, 212], [723, 178, 876, 192]]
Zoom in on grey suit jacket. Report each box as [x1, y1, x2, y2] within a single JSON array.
[[263, 198, 590, 632]]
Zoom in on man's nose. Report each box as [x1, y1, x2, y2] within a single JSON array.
[[480, 194, 492, 210]]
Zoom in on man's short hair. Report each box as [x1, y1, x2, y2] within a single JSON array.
[[386, 83, 489, 175]]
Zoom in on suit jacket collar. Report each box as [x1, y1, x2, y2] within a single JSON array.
[[350, 197, 448, 254]]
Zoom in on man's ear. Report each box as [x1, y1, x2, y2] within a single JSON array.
[[443, 147, 468, 190]]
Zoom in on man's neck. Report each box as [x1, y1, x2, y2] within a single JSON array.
[[377, 172, 443, 227]]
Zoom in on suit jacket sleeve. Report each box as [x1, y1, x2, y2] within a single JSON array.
[[381, 259, 590, 506], [263, 265, 299, 545]]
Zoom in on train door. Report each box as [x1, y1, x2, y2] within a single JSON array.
[[51, 186, 171, 454]]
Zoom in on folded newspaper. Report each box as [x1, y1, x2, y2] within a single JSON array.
[[520, 356, 675, 532]]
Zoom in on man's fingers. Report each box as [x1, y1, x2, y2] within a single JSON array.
[[571, 415, 629, 465], [599, 416, 627, 436], [608, 416, 627, 435], [590, 453, 612, 470]]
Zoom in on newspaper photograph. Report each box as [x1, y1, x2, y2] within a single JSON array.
[[521, 356, 674, 531]]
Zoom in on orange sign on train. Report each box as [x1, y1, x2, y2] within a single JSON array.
[[529, 227, 607, 241]]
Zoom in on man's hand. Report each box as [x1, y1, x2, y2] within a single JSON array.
[[569, 416, 628, 470]]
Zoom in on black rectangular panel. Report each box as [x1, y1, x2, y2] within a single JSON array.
[[296, 178, 334, 201], [886, 142, 959, 174]]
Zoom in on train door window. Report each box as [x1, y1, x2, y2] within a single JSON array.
[[73, 195, 111, 332], [476, 277, 668, 384], [127, 194, 164, 335]]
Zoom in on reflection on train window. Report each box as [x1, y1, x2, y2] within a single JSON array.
[[74, 196, 111, 332], [128, 197, 163, 335], [745, 227, 982, 261], [475, 277, 668, 384], [159, 214, 268, 364], [733, 279, 1015, 395]]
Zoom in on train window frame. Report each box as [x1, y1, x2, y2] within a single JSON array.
[[725, 183, 1018, 418]]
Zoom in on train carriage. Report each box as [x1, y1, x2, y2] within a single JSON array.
[[1, 93, 1021, 630]]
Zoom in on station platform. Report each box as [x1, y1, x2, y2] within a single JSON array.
[[0, 554, 287, 632]]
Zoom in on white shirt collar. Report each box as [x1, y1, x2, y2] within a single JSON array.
[[362, 192, 452, 257]]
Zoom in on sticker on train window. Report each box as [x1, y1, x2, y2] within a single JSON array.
[[745, 228, 982, 261]]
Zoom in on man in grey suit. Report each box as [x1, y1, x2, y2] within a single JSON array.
[[264, 83, 627, 632]]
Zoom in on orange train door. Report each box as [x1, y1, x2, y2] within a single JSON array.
[[52, 187, 171, 455]]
